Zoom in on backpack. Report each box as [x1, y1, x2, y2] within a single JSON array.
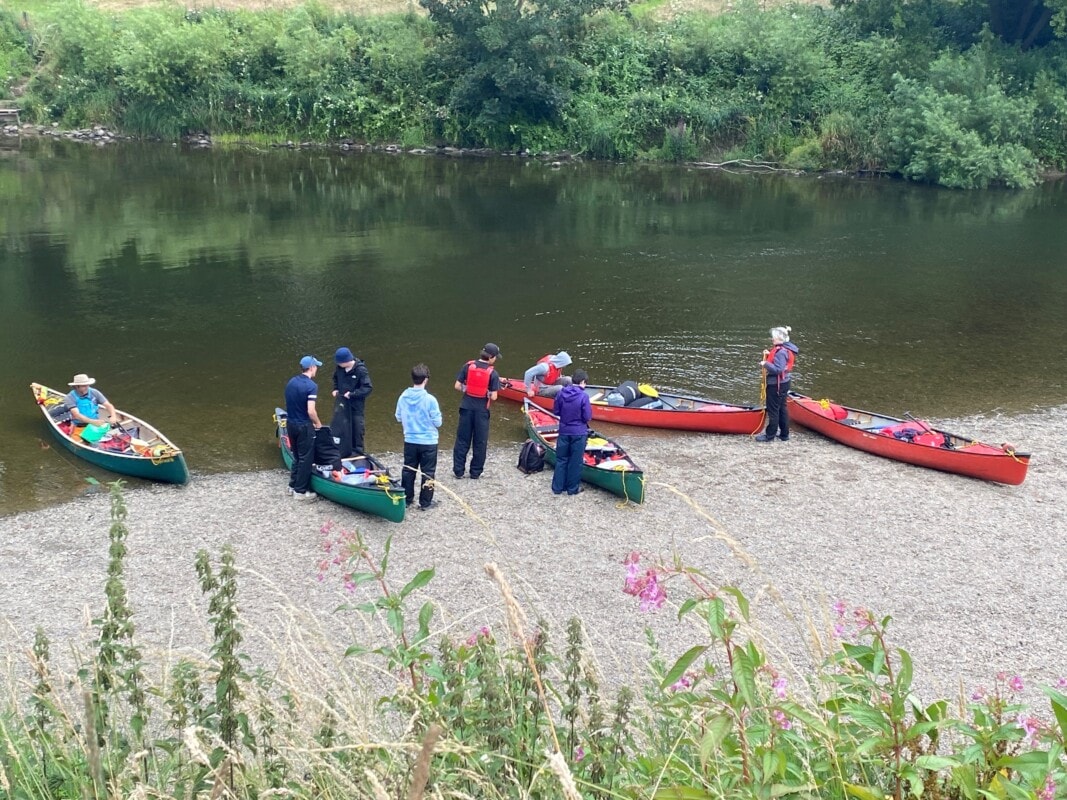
[[313, 426, 343, 470], [517, 439, 546, 474]]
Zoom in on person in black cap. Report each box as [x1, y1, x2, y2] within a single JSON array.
[[331, 346, 373, 457], [285, 355, 324, 500], [452, 343, 502, 479]]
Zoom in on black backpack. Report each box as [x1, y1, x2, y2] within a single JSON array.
[[313, 426, 343, 470], [517, 439, 545, 474]]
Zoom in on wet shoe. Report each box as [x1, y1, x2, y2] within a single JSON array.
[[418, 500, 441, 511], [754, 434, 774, 443]]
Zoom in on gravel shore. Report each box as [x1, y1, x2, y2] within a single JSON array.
[[2, 406, 1064, 709]]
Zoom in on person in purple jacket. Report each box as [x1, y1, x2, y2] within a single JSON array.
[[551, 369, 593, 495]]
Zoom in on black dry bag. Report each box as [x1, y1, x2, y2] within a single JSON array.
[[517, 439, 546, 474]]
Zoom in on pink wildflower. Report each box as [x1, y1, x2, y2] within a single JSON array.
[[832, 621, 847, 639], [669, 673, 695, 693], [622, 556, 667, 612], [573, 745, 585, 762], [343, 574, 356, 594], [832, 599, 848, 617], [772, 676, 788, 700], [639, 572, 666, 611], [1017, 714, 1041, 745], [1008, 675, 1024, 693], [465, 625, 492, 646], [1038, 774, 1055, 800], [970, 686, 987, 702], [1055, 677, 1067, 690], [996, 671, 1008, 682], [771, 709, 792, 730]]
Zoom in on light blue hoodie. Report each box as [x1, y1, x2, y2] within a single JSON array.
[[395, 386, 443, 445]]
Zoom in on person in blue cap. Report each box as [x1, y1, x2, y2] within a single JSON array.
[[331, 346, 373, 457], [285, 355, 323, 499]]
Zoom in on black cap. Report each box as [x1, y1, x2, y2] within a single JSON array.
[[483, 343, 502, 358]]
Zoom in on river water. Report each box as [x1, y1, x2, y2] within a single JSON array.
[[1, 139, 1065, 514]]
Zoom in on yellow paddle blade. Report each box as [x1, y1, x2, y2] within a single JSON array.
[[586, 437, 609, 448], [638, 383, 659, 398]]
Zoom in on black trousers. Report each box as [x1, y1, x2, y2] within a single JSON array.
[[403, 442, 438, 507], [764, 380, 790, 439], [288, 421, 315, 493], [453, 406, 490, 477]]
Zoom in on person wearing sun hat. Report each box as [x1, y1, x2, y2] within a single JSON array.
[[330, 346, 373, 458], [452, 343, 502, 479], [63, 373, 118, 437], [284, 355, 324, 500]]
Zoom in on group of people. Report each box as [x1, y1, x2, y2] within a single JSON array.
[[280, 325, 798, 509]]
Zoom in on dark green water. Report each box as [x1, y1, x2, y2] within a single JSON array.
[[2, 139, 1065, 514]]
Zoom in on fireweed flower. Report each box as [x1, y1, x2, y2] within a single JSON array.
[[1039, 774, 1055, 800], [668, 672, 696, 693], [772, 676, 788, 700], [1008, 675, 1024, 693], [771, 709, 792, 730], [970, 686, 987, 702], [1056, 677, 1067, 690], [1017, 713, 1041, 745], [622, 554, 667, 612], [573, 745, 585, 762], [466, 626, 491, 646]]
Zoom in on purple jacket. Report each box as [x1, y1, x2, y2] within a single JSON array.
[[553, 384, 592, 436]]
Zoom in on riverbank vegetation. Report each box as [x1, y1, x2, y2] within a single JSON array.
[[2, 0, 1067, 187], [1, 483, 1065, 798]]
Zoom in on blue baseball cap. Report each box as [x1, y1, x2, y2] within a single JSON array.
[[300, 355, 323, 369]]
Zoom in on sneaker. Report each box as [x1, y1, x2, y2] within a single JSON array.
[[292, 491, 317, 500], [778, 435, 790, 442], [286, 486, 295, 496], [567, 486, 585, 495], [754, 434, 774, 443], [418, 500, 441, 511], [453, 471, 464, 479], [469, 474, 481, 480]]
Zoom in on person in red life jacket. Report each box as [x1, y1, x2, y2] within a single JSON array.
[[755, 326, 799, 443], [452, 343, 502, 479], [551, 369, 592, 495], [523, 350, 572, 398]]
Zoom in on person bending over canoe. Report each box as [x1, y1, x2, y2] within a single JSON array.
[[64, 373, 118, 438], [755, 326, 799, 443], [523, 350, 572, 398], [552, 369, 592, 496]]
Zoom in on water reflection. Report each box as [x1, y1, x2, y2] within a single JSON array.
[[1, 140, 1065, 514]]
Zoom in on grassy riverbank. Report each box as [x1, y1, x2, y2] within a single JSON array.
[[3, 0, 1067, 187]]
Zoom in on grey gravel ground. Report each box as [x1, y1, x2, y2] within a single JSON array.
[[1, 406, 1064, 710]]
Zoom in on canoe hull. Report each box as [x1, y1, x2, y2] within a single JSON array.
[[500, 380, 762, 434], [787, 393, 1030, 485], [32, 383, 189, 484], [275, 412, 406, 522], [523, 400, 645, 503]]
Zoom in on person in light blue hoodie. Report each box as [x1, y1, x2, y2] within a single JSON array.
[[396, 363, 444, 511]]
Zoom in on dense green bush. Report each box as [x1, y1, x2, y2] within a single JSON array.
[[9, 0, 1067, 184]]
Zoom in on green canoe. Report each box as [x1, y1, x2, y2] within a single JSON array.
[[31, 382, 189, 484], [523, 399, 645, 503], [274, 409, 406, 522]]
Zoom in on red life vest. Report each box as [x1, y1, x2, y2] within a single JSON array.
[[537, 354, 561, 387], [768, 344, 795, 387], [464, 360, 493, 399]]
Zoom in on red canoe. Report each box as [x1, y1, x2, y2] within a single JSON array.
[[499, 378, 764, 434], [787, 392, 1031, 485]]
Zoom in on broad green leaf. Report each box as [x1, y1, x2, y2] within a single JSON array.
[[705, 597, 726, 639], [1042, 687, 1067, 740], [677, 597, 699, 620], [416, 601, 434, 641], [951, 764, 978, 800], [660, 645, 707, 690], [349, 571, 378, 587], [720, 585, 750, 622], [770, 784, 816, 798], [344, 643, 372, 657], [731, 645, 757, 707], [896, 647, 913, 693], [915, 755, 961, 771], [998, 751, 1050, 772], [652, 787, 715, 800], [399, 567, 435, 599], [386, 606, 404, 638], [699, 714, 733, 769], [844, 782, 886, 800], [1000, 779, 1032, 800], [780, 702, 831, 737]]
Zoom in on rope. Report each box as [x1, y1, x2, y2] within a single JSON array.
[[751, 365, 768, 436]]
